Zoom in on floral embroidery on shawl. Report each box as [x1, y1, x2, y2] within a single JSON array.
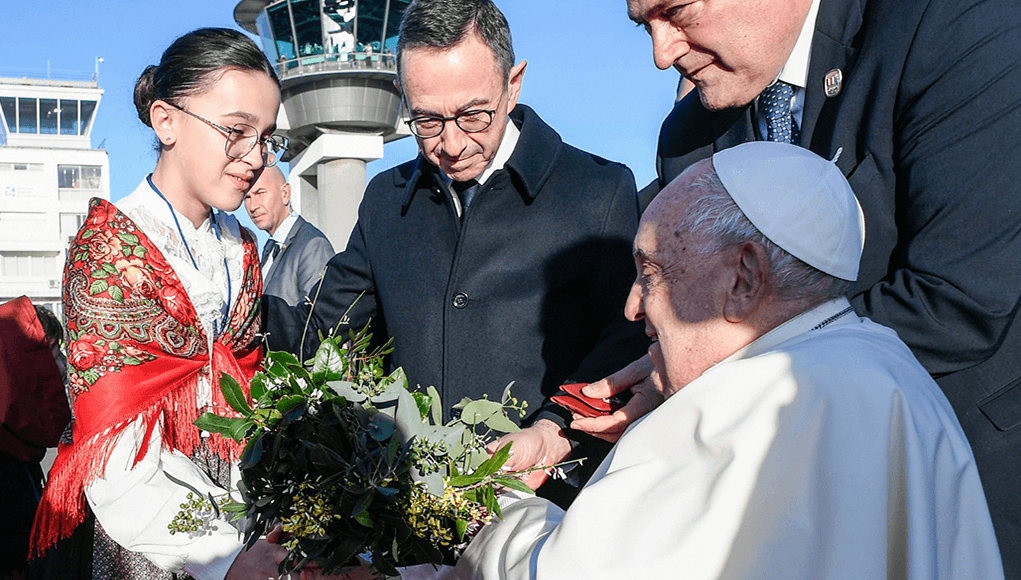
[[31, 197, 264, 556]]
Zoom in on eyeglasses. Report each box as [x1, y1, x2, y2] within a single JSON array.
[[167, 102, 288, 167], [405, 109, 496, 138]]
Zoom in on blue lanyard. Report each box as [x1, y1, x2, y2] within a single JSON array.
[[146, 175, 232, 337]]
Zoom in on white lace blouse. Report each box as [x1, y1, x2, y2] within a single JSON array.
[[83, 179, 249, 580]]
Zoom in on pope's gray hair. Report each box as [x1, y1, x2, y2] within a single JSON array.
[[675, 169, 857, 303]]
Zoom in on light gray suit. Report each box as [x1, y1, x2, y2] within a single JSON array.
[[263, 216, 334, 306]]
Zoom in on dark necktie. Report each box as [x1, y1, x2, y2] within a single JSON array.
[[759, 81, 800, 144], [261, 238, 281, 266], [452, 179, 480, 212]]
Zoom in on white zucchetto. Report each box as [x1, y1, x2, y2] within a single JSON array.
[[712, 142, 865, 281]]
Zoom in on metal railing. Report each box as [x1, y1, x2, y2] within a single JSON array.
[[275, 51, 397, 80]]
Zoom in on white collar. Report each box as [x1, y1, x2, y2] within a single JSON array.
[[722, 297, 857, 365], [776, 0, 822, 89], [271, 213, 299, 244]]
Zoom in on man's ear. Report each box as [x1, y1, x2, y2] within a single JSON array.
[[150, 100, 176, 146], [723, 242, 770, 323], [505, 60, 527, 113], [281, 182, 292, 206]]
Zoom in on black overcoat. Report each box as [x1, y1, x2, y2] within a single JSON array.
[[268, 105, 648, 427]]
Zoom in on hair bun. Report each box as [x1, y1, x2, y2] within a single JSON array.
[[133, 65, 160, 127]]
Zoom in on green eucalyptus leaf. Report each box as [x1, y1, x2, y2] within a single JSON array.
[[482, 412, 521, 434], [368, 412, 396, 442], [501, 381, 517, 404], [427, 385, 444, 425], [458, 400, 504, 426], [249, 374, 267, 402], [326, 380, 366, 403], [228, 417, 254, 442], [454, 518, 469, 541], [220, 373, 252, 415]]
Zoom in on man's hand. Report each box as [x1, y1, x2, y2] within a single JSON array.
[[225, 525, 289, 580], [570, 353, 666, 443], [486, 419, 573, 490]]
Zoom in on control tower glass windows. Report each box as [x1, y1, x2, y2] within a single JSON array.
[[291, 0, 324, 56], [18, 98, 37, 133], [60, 99, 78, 135], [0, 97, 15, 134], [40, 99, 59, 134], [79, 101, 96, 135], [267, 1, 298, 62]]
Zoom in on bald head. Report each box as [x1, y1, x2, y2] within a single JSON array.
[[245, 166, 292, 236]]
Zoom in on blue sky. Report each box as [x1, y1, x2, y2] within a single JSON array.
[[5, 0, 678, 241]]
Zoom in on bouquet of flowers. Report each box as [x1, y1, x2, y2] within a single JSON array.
[[190, 326, 540, 576]]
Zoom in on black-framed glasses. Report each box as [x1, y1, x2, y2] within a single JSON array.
[[405, 109, 496, 138], [167, 102, 288, 167]]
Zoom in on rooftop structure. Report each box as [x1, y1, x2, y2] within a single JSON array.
[[0, 76, 110, 315], [235, 0, 412, 249]]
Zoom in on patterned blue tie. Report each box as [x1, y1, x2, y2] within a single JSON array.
[[261, 238, 280, 266], [759, 81, 799, 144]]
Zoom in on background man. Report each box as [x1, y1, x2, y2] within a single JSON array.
[[594, 0, 1021, 571], [264, 0, 648, 504], [246, 165, 334, 306], [453, 143, 1004, 580]]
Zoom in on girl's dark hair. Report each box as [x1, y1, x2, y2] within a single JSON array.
[[133, 27, 280, 128]]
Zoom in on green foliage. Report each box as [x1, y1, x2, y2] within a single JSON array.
[[189, 325, 534, 576]]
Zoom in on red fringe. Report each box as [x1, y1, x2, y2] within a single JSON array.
[[30, 362, 249, 557]]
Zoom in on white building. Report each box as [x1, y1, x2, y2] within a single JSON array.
[[0, 76, 109, 315]]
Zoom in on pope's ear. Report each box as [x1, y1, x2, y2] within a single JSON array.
[[723, 242, 770, 323]]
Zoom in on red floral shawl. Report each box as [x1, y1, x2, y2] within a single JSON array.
[[31, 198, 264, 556]]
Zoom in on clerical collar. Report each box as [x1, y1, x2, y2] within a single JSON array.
[[271, 213, 298, 244], [722, 298, 858, 364], [774, 0, 822, 90], [441, 116, 520, 187]]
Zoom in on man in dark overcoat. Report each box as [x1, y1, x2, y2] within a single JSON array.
[[265, 0, 648, 503]]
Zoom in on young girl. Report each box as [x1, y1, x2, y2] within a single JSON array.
[[32, 28, 288, 580]]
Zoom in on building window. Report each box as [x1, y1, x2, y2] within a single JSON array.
[[0, 97, 15, 134], [58, 165, 102, 190], [18, 97, 37, 134], [0, 251, 59, 278], [40, 98, 59, 135]]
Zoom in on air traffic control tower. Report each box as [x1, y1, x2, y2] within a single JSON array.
[[234, 0, 411, 248]]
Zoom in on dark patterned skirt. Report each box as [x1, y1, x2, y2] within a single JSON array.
[[31, 440, 234, 580]]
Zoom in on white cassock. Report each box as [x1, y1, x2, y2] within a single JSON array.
[[452, 298, 1004, 580]]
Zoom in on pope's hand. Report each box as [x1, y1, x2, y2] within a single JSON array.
[[569, 352, 666, 443], [486, 418, 572, 490], [225, 523, 288, 580]]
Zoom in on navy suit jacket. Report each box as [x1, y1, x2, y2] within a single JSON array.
[[263, 216, 334, 307], [652, 0, 1021, 573]]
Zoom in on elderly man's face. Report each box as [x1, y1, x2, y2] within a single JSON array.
[[245, 167, 291, 236], [625, 164, 732, 395], [399, 33, 524, 182], [627, 0, 811, 110]]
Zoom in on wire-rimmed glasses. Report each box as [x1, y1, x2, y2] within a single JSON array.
[[405, 109, 496, 138], [167, 102, 288, 167]]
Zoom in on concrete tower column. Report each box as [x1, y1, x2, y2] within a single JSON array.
[[317, 157, 367, 248]]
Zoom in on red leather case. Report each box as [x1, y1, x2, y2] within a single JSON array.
[[551, 382, 623, 418]]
